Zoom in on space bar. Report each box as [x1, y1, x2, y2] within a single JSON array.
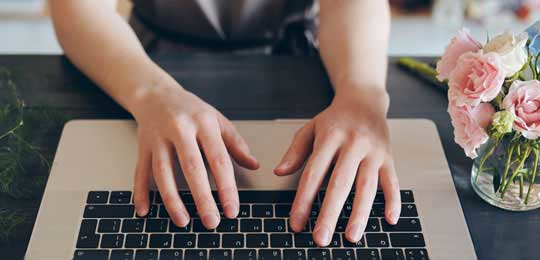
[[84, 205, 134, 218]]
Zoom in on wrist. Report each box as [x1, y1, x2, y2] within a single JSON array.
[[333, 85, 390, 115]]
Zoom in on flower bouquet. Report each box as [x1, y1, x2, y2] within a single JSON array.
[[432, 22, 540, 211]]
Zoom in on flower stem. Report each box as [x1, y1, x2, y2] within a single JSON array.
[[501, 145, 532, 198], [498, 142, 516, 193], [525, 149, 540, 205], [520, 175, 524, 198], [476, 137, 501, 183]]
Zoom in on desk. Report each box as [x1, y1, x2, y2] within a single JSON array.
[[0, 55, 538, 260]]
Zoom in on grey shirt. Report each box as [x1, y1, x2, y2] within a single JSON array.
[[131, 0, 318, 54]]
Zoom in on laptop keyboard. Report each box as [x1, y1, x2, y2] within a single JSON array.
[[74, 190, 428, 260]]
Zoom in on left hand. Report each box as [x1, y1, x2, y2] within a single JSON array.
[[274, 88, 401, 246]]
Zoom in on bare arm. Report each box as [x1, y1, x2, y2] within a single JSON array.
[[275, 0, 400, 246], [49, 0, 169, 112], [50, 0, 259, 229]]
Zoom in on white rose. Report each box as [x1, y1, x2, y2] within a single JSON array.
[[483, 31, 528, 77]]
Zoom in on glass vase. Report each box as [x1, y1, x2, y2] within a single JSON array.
[[471, 136, 540, 211]]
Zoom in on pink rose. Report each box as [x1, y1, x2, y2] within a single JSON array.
[[436, 28, 482, 81], [502, 80, 540, 139], [448, 102, 495, 158], [448, 51, 505, 107]]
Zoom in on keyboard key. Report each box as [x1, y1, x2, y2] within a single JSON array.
[[238, 204, 250, 217], [155, 193, 163, 204], [122, 219, 144, 233], [309, 204, 320, 218], [370, 204, 385, 217], [264, 219, 287, 232], [401, 190, 414, 203], [275, 204, 291, 217], [145, 218, 168, 232], [185, 204, 198, 216], [222, 234, 244, 248], [209, 249, 232, 260], [294, 233, 316, 247], [332, 249, 355, 260], [110, 249, 133, 260], [356, 249, 381, 260], [381, 249, 405, 260], [389, 233, 425, 247], [185, 249, 207, 260], [193, 218, 215, 232], [84, 205, 134, 218], [234, 249, 256, 260], [179, 191, 195, 203], [135, 249, 157, 260], [404, 249, 429, 260], [98, 219, 121, 233], [170, 222, 190, 232], [110, 191, 132, 204], [74, 250, 109, 260], [270, 233, 293, 247], [136, 204, 158, 218], [307, 249, 330, 260], [366, 233, 389, 247], [160, 250, 183, 260], [174, 234, 196, 248], [252, 204, 274, 217], [381, 218, 421, 232], [101, 234, 124, 248], [76, 234, 100, 248], [342, 234, 366, 247], [259, 249, 281, 260], [366, 218, 380, 232], [328, 234, 341, 247], [374, 193, 385, 203], [159, 205, 170, 218], [335, 218, 347, 232], [125, 234, 148, 248], [198, 234, 220, 248], [149, 234, 172, 248], [342, 204, 353, 217], [246, 234, 268, 247], [238, 191, 296, 203], [283, 249, 306, 260], [216, 219, 238, 232], [87, 191, 109, 204], [240, 219, 262, 232], [78, 219, 97, 236], [401, 204, 418, 217], [287, 219, 310, 232]]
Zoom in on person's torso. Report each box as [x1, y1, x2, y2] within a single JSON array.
[[131, 0, 317, 44]]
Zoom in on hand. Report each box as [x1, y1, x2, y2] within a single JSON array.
[[274, 88, 400, 246], [130, 82, 259, 229]]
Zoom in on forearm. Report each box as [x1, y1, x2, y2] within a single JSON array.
[[318, 0, 390, 107], [49, 0, 176, 113]]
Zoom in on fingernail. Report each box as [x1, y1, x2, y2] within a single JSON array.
[[313, 225, 331, 246], [391, 210, 400, 224], [347, 223, 363, 242], [276, 161, 290, 171], [223, 203, 238, 218], [202, 213, 220, 228], [180, 211, 190, 226]]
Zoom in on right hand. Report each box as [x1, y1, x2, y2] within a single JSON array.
[[130, 81, 259, 229]]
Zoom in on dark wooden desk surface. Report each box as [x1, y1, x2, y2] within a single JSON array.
[[0, 55, 539, 260]]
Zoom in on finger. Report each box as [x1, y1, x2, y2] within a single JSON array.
[[133, 143, 152, 217], [314, 141, 366, 246], [379, 158, 401, 224], [174, 129, 220, 229], [198, 120, 239, 219], [151, 140, 190, 227], [219, 116, 259, 169], [274, 121, 314, 175], [345, 158, 381, 243], [289, 134, 340, 233]]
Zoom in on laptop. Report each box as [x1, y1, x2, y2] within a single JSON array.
[[25, 119, 476, 260]]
